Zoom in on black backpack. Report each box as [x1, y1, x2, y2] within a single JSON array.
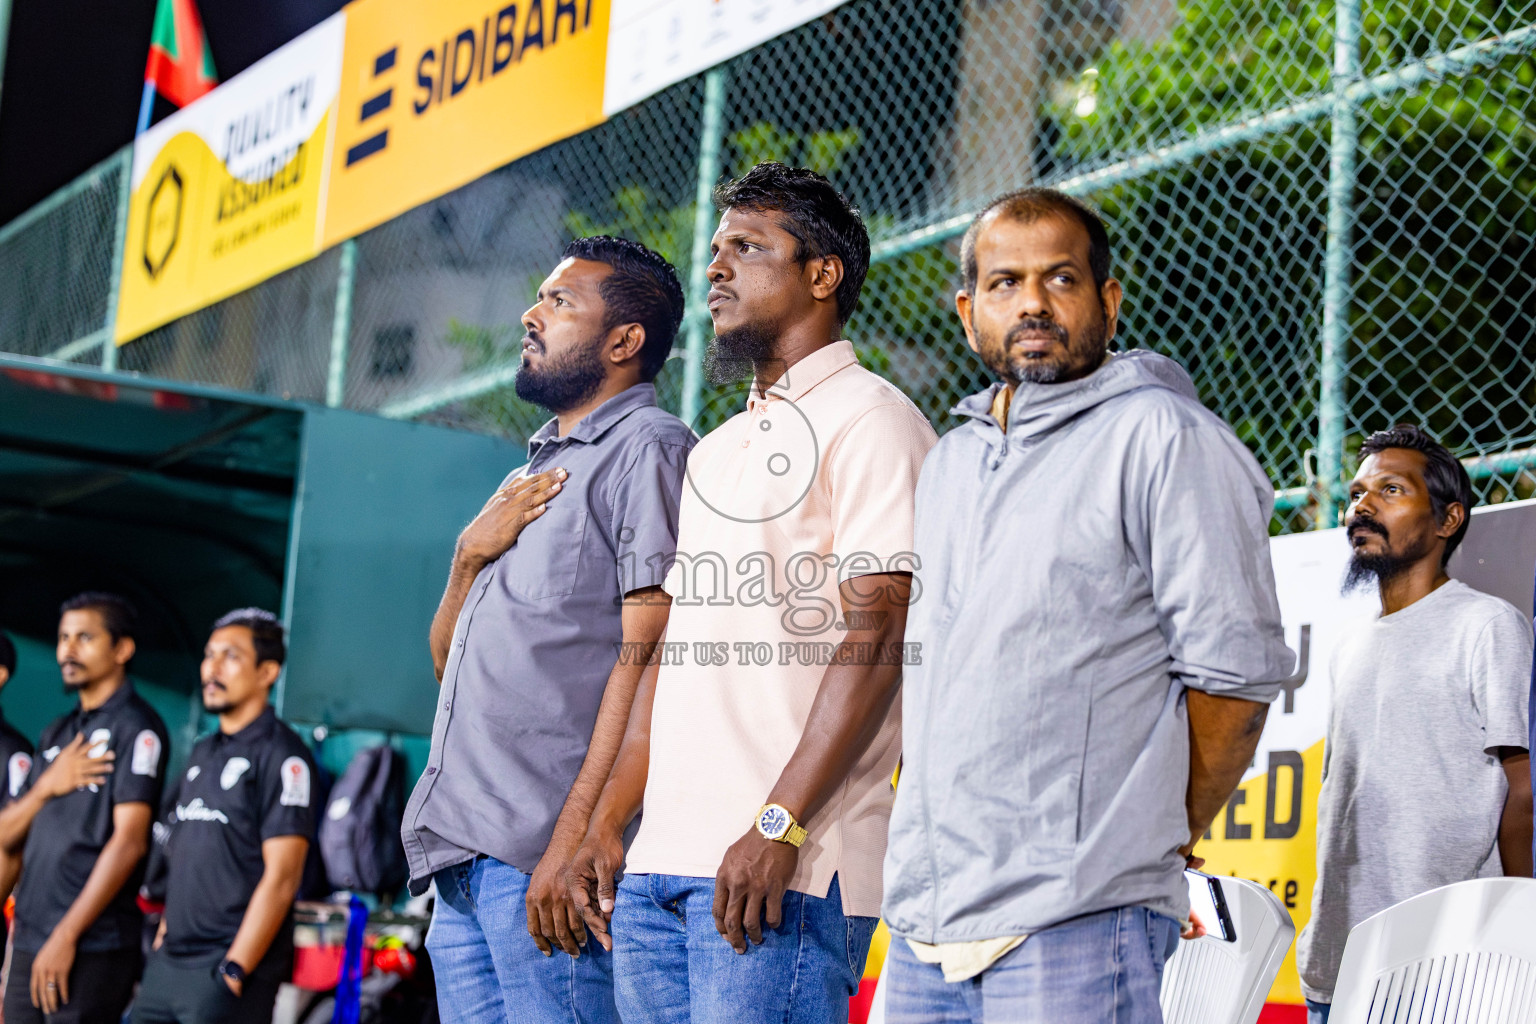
[[319, 745, 408, 896]]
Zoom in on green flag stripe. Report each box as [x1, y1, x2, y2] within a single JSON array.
[[150, 0, 180, 62], [201, 29, 216, 80]]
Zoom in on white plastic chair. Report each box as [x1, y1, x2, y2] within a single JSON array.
[[1160, 875, 1297, 1024], [1329, 877, 1536, 1023]]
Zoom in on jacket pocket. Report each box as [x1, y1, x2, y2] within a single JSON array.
[[504, 506, 587, 600], [1018, 670, 1093, 863]]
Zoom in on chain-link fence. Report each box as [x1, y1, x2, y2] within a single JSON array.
[[2, 0, 1533, 533]]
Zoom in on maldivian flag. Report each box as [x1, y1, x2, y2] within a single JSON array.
[[144, 0, 216, 109]]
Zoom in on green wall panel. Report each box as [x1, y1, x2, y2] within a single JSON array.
[[277, 406, 524, 733]]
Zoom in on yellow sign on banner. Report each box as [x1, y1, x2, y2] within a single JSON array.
[[115, 0, 611, 345], [323, 0, 610, 246], [1197, 739, 1325, 1004], [115, 15, 346, 344]]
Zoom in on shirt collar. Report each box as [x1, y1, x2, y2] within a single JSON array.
[[953, 381, 1009, 425], [214, 704, 278, 746], [77, 681, 134, 719], [747, 341, 857, 411], [527, 383, 658, 455]]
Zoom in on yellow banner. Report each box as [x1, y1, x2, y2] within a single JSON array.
[[324, 0, 610, 246], [1197, 739, 1324, 1004], [116, 15, 345, 344]]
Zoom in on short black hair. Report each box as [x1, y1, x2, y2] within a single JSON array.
[[60, 592, 137, 643], [712, 162, 871, 326], [1358, 425, 1474, 566], [0, 632, 14, 676], [561, 235, 685, 381], [961, 188, 1112, 294], [212, 607, 286, 667]]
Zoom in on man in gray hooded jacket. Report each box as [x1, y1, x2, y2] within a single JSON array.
[[881, 189, 1295, 1023]]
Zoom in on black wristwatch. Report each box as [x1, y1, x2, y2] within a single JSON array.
[[218, 958, 248, 987]]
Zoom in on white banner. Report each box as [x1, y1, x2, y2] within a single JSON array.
[[603, 0, 853, 115]]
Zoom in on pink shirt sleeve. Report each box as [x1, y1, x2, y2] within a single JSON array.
[[825, 400, 936, 582]]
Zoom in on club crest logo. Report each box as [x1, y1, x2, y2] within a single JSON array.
[[86, 729, 112, 792], [7, 752, 31, 798], [221, 757, 252, 790], [131, 730, 161, 777], [87, 728, 112, 758], [280, 756, 311, 807]]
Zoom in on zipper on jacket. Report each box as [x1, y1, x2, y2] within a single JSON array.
[[918, 423, 1011, 937]]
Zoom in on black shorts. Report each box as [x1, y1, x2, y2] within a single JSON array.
[[130, 951, 282, 1024], [4, 946, 141, 1024]]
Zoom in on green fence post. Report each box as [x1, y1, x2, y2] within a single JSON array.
[[1314, 0, 1361, 528], [0, 0, 13, 114], [327, 240, 358, 407], [680, 66, 727, 427], [100, 146, 134, 373]]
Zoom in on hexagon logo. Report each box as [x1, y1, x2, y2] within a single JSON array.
[[142, 165, 184, 279]]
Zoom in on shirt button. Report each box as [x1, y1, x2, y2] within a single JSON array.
[[442, 701, 451, 712], [741, 440, 750, 448], [426, 767, 437, 775], [456, 639, 464, 648]]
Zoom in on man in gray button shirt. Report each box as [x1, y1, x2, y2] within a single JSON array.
[[402, 236, 695, 1024]]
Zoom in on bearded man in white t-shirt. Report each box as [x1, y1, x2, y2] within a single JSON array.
[[1297, 425, 1534, 1024]]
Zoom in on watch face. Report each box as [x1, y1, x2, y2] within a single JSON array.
[[758, 805, 790, 840]]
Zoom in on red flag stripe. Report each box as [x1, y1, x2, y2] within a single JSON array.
[[143, 0, 215, 109]]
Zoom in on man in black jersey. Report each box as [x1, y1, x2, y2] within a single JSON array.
[[133, 609, 315, 1024], [0, 632, 34, 807], [0, 593, 169, 1024], [0, 631, 35, 905]]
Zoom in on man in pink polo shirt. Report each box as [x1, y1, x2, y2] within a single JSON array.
[[566, 163, 937, 1023]]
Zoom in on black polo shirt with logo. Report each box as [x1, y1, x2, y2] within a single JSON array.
[[161, 706, 316, 977], [0, 706, 32, 964], [0, 709, 33, 805], [14, 683, 170, 953]]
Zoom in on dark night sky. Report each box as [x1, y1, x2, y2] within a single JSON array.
[[0, 0, 345, 224]]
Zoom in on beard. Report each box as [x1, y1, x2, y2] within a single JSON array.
[[978, 312, 1109, 386], [202, 688, 234, 714], [704, 319, 781, 388], [1342, 550, 1416, 594], [60, 662, 88, 693], [513, 332, 608, 413], [1341, 520, 1433, 594]]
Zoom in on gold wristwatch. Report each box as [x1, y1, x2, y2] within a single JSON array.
[[755, 803, 808, 847]]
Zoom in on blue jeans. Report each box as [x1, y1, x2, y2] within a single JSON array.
[[612, 872, 878, 1024], [1306, 999, 1330, 1024], [884, 906, 1181, 1024], [426, 856, 617, 1024]]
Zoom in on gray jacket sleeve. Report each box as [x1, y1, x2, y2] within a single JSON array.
[[1144, 423, 1294, 701]]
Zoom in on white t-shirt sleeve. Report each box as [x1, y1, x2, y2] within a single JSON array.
[[1469, 603, 1534, 755]]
